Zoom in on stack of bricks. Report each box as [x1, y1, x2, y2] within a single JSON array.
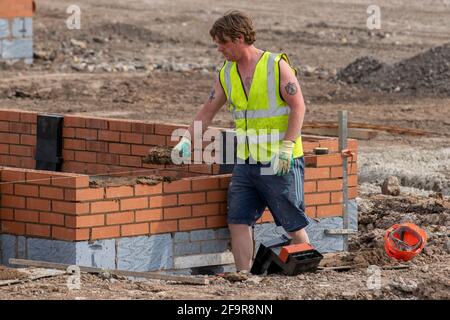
[[0, 0, 34, 64], [0, 108, 358, 244]]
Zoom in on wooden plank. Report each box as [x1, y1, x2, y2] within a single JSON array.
[[173, 251, 234, 269], [0, 268, 65, 287], [9, 259, 209, 285], [324, 228, 358, 235]]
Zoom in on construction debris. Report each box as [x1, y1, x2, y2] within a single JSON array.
[[382, 176, 401, 196]]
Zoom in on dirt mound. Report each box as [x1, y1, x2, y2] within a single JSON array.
[[0, 266, 27, 281], [87, 23, 167, 44], [336, 43, 450, 95]]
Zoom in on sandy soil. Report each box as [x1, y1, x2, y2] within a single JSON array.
[[0, 0, 449, 300]]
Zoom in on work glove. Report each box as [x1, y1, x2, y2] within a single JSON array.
[[272, 140, 294, 176], [172, 136, 192, 163]]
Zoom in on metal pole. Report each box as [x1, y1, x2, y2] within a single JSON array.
[[338, 111, 349, 251]]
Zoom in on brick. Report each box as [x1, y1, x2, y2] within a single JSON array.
[[349, 175, 358, 187], [10, 122, 31, 134], [121, 223, 149, 237], [304, 181, 316, 193], [105, 185, 134, 198], [20, 111, 37, 123], [15, 209, 39, 223], [91, 226, 120, 240], [134, 183, 162, 196], [331, 191, 343, 203], [192, 203, 220, 217], [39, 186, 64, 200], [0, 19, 10, 38], [206, 190, 227, 203], [305, 167, 330, 180], [150, 220, 178, 234], [66, 188, 104, 201], [75, 128, 97, 140], [62, 161, 86, 174], [318, 179, 343, 192], [120, 197, 148, 211], [67, 215, 105, 228], [155, 123, 187, 136], [98, 130, 120, 142], [178, 192, 205, 205], [0, 132, 20, 144], [106, 211, 134, 225], [119, 155, 141, 167], [90, 200, 120, 213], [0, 182, 13, 194], [26, 172, 51, 185], [305, 206, 316, 218], [188, 164, 212, 174], [163, 179, 191, 193], [135, 208, 162, 222], [143, 134, 166, 146], [0, 121, 8, 132], [75, 151, 97, 163], [149, 194, 177, 208], [131, 144, 151, 156], [318, 139, 339, 152], [26, 224, 51, 237], [9, 145, 32, 157], [121, 132, 142, 144], [21, 157, 35, 169], [192, 178, 219, 191], [316, 204, 343, 218], [39, 212, 65, 226], [96, 153, 120, 165], [349, 186, 358, 199], [302, 141, 320, 153], [52, 175, 89, 188], [261, 211, 274, 223], [20, 134, 35, 146], [219, 176, 232, 189], [0, 110, 20, 121], [206, 215, 227, 228], [64, 139, 86, 150], [26, 198, 51, 211], [1, 169, 25, 182], [0, 143, 9, 154], [109, 120, 132, 132], [85, 118, 108, 130], [15, 184, 38, 197], [0, 1, 34, 18], [178, 217, 205, 231], [0, 208, 14, 220], [52, 227, 90, 241], [163, 206, 191, 219], [62, 128, 76, 138], [1, 221, 25, 234], [52, 201, 89, 215], [109, 143, 130, 155], [62, 150, 75, 161], [305, 193, 330, 205], [2, 195, 26, 208], [128, 122, 152, 134], [310, 154, 343, 167]]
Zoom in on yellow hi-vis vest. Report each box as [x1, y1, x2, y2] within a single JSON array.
[[219, 51, 304, 162]]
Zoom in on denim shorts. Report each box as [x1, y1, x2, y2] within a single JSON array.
[[227, 157, 310, 232]]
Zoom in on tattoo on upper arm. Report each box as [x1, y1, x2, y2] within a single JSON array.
[[285, 82, 298, 96], [208, 88, 216, 103]]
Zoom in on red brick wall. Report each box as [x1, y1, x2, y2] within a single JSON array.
[[0, 109, 358, 241]]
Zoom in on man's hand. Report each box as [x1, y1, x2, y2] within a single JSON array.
[[172, 136, 192, 160], [272, 140, 294, 175]]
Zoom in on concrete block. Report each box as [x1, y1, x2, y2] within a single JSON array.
[[217, 227, 230, 239], [348, 199, 358, 231], [1, 234, 16, 266], [12, 17, 32, 38], [0, 19, 9, 38], [200, 239, 229, 254], [190, 229, 216, 242], [2, 38, 33, 59], [27, 238, 76, 264], [76, 240, 116, 269], [117, 234, 173, 272], [17, 236, 26, 259], [173, 251, 234, 269], [254, 223, 288, 252], [173, 232, 190, 243], [306, 217, 344, 253], [174, 242, 201, 256]]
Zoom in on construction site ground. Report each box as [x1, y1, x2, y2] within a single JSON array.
[[0, 0, 449, 300]]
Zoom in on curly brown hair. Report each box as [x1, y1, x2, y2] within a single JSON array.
[[209, 10, 256, 45]]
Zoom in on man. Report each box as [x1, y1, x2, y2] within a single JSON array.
[[173, 11, 310, 272]]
